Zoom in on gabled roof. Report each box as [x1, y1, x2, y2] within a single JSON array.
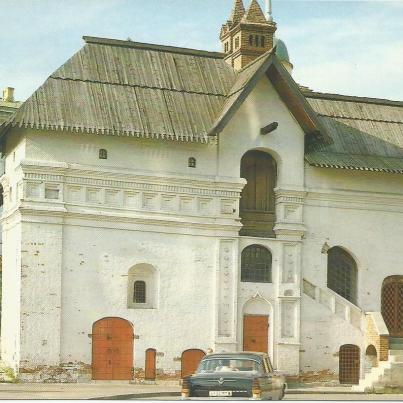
[[209, 49, 331, 144], [2, 35, 403, 175], [2, 37, 236, 143]]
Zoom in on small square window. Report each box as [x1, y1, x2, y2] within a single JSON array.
[[99, 149, 108, 159]]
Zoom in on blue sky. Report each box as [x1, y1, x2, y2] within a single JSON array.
[[1, 0, 402, 101]]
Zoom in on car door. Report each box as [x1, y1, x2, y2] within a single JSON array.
[[258, 357, 274, 399], [265, 357, 283, 399]]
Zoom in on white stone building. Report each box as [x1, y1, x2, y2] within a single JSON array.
[[1, 0, 403, 387]]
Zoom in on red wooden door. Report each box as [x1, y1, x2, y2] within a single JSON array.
[[145, 348, 156, 380], [243, 315, 269, 353], [339, 344, 360, 384], [181, 349, 205, 378], [382, 277, 403, 337], [92, 318, 134, 380]]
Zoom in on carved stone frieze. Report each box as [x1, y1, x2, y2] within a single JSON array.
[[217, 240, 236, 338]]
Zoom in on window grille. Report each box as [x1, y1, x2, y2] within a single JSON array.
[[241, 245, 272, 283], [133, 281, 146, 303], [339, 344, 360, 384], [99, 149, 108, 159], [327, 247, 357, 304], [188, 157, 196, 168]]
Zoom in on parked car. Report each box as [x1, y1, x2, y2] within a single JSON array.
[[181, 352, 286, 400]]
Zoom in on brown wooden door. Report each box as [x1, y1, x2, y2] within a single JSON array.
[[382, 276, 403, 337], [145, 348, 156, 380], [243, 315, 269, 353], [339, 344, 360, 384], [181, 349, 205, 378], [240, 151, 276, 238], [92, 317, 134, 380]]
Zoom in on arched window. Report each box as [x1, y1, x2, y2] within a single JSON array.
[[240, 150, 277, 237], [241, 245, 272, 283], [188, 157, 196, 168], [127, 264, 158, 309], [327, 247, 357, 304], [133, 281, 146, 303]]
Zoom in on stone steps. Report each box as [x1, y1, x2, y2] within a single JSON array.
[[352, 349, 403, 393]]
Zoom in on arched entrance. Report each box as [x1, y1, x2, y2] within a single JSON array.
[[145, 348, 156, 380], [181, 349, 205, 378], [92, 317, 134, 380], [240, 150, 277, 238], [242, 296, 272, 355], [364, 345, 378, 373], [382, 276, 403, 337], [339, 344, 360, 384]]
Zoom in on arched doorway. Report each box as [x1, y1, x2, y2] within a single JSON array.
[[240, 150, 277, 238], [145, 348, 156, 380], [339, 344, 360, 384], [181, 349, 205, 378], [92, 317, 134, 380], [327, 247, 358, 304], [242, 296, 272, 355], [382, 276, 403, 337], [364, 345, 378, 373]]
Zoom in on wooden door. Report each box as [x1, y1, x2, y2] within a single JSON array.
[[243, 315, 269, 353], [92, 317, 134, 380], [240, 151, 276, 238], [145, 348, 156, 380], [181, 349, 205, 379], [382, 276, 403, 337], [339, 344, 360, 384]]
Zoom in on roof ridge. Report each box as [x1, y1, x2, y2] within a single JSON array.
[[83, 36, 226, 59], [49, 76, 228, 98], [305, 91, 403, 107], [318, 113, 403, 124]]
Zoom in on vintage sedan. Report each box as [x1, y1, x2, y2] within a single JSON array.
[[181, 352, 286, 400]]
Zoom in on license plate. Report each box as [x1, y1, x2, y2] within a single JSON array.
[[209, 391, 233, 397]]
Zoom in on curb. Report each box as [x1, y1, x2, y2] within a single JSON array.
[[287, 389, 365, 395], [92, 391, 181, 400]]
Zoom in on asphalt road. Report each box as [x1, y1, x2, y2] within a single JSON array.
[[137, 393, 403, 400]]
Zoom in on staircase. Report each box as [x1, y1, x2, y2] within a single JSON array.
[[302, 278, 364, 329], [352, 338, 403, 393]]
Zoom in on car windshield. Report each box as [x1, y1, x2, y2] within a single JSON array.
[[197, 358, 260, 374]]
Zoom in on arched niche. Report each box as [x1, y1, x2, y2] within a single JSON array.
[[127, 263, 158, 309]]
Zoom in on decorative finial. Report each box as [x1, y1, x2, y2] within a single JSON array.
[[265, 0, 273, 22]]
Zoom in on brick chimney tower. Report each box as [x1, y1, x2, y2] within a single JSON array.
[[220, 0, 277, 70]]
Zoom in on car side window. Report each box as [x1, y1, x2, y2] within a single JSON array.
[[263, 357, 273, 373]]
